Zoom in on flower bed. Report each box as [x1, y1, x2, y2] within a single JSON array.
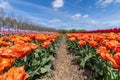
[[0, 33, 61, 80], [66, 32, 120, 80]]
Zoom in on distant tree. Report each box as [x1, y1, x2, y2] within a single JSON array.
[[58, 29, 86, 34], [10, 12, 15, 30], [5, 17, 11, 30], [0, 8, 5, 31], [0, 10, 57, 33]]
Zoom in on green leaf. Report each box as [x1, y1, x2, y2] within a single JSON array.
[[80, 53, 92, 68], [48, 56, 55, 61], [41, 56, 55, 66], [41, 58, 48, 66], [41, 65, 51, 74]]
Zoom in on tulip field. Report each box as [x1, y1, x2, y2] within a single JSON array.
[[1, 32, 120, 80], [66, 32, 120, 80], [0, 33, 60, 80]]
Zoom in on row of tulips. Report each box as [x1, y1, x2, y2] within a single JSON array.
[[86, 28, 120, 33], [66, 32, 120, 80], [0, 33, 60, 80]]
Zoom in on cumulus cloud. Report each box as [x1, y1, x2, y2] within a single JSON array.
[[71, 13, 81, 20], [0, 0, 12, 10], [49, 19, 62, 23], [52, 0, 64, 9], [83, 14, 89, 19]]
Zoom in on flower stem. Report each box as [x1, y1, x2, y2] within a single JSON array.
[[118, 70, 119, 80]]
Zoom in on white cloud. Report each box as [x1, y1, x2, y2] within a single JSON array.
[[52, 0, 64, 9], [90, 20, 101, 25], [97, 0, 120, 7], [0, 0, 12, 10], [49, 19, 62, 23], [71, 13, 81, 20], [83, 14, 89, 19], [97, 0, 113, 7]]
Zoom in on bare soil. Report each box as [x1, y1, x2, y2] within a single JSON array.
[[51, 36, 88, 80]]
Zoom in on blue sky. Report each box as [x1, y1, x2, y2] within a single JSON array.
[[0, 0, 120, 30]]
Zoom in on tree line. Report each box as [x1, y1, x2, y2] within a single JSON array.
[[0, 8, 57, 32], [58, 29, 86, 34]]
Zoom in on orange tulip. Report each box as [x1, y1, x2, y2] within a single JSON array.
[[0, 66, 29, 80], [0, 57, 15, 74], [114, 53, 120, 65], [97, 46, 109, 55], [41, 41, 51, 48], [0, 47, 21, 58], [0, 40, 11, 47], [105, 40, 119, 50], [97, 46, 111, 60], [29, 43, 38, 50], [0, 45, 31, 58], [114, 44, 120, 53], [69, 37, 76, 42], [51, 39, 55, 42], [22, 37, 32, 42], [107, 32, 117, 40], [109, 57, 120, 70], [100, 52, 113, 61], [89, 40, 98, 47], [12, 45, 31, 58], [78, 40, 86, 46]]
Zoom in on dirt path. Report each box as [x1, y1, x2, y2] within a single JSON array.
[[51, 35, 87, 80]]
